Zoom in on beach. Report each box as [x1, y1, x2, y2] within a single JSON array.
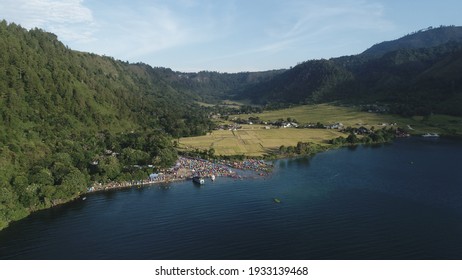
[[87, 157, 273, 193]]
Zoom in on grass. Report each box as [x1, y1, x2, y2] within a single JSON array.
[[195, 99, 249, 108], [179, 124, 344, 157], [195, 101, 216, 107], [237, 104, 462, 135], [240, 104, 399, 127], [179, 103, 462, 157]]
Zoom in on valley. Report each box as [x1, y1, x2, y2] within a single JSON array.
[[1, 21, 462, 230]]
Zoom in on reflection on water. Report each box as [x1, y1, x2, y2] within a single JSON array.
[[291, 156, 311, 167], [278, 160, 287, 169]]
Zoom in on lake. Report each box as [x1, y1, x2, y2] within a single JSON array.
[[1, 137, 462, 260]]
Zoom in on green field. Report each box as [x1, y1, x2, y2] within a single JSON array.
[[179, 125, 344, 156], [245, 104, 383, 125], [239, 104, 462, 135], [180, 104, 462, 156]]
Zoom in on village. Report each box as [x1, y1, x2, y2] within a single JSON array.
[[213, 114, 406, 136]]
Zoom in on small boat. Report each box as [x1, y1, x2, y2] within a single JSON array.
[[422, 133, 440, 138], [273, 198, 281, 203], [193, 176, 205, 184], [82, 197, 87, 201], [211, 174, 215, 181]]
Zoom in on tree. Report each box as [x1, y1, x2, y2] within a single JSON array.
[[61, 167, 87, 192], [29, 168, 54, 186], [98, 156, 121, 181], [121, 148, 150, 166], [346, 133, 358, 144], [330, 136, 346, 145], [153, 148, 178, 169], [207, 148, 215, 158], [0, 185, 29, 229]]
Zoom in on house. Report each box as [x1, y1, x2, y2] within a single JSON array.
[[280, 121, 299, 128], [326, 122, 344, 129], [356, 126, 370, 135]]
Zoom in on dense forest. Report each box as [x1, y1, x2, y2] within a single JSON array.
[[0, 21, 214, 229], [361, 25, 462, 58], [153, 67, 284, 103]]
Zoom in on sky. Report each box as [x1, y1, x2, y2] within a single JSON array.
[[1, 0, 462, 73]]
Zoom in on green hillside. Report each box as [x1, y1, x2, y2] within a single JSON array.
[[361, 25, 462, 58], [153, 67, 284, 103], [0, 21, 212, 229]]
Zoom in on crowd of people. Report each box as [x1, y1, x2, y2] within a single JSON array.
[[89, 156, 273, 192], [223, 158, 273, 175], [172, 157, 237, 179]]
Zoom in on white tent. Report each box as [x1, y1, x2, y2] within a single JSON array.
[[149, 173, 159, 181]]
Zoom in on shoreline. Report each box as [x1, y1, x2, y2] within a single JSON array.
[[60, 135, 444, 199], [0, 157, 274, 231], [0, 135, 443, 231], [86, 156, 273, 194], [0, 136, 402, 231]]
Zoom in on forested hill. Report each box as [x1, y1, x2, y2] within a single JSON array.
[[235, 26, 462, 116], [0, 21, 214, 229], [152, 68, 284, 103], [361, 25, 462, 58]]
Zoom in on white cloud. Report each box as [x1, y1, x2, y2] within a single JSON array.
[[0, 0, 399, 71], [184, 0, 396, 71], [88, 4, 202, 60], [261, 0, 394, 52], [0, 0, 95, 42], [83, 1, 240, 63]]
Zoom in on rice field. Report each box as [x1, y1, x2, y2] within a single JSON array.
[[235, 104, 462, 135], [238, 104, 403, 127], [179, 125, 344, 156]]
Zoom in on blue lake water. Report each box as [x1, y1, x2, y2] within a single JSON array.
[[1, 137, 462, 259]]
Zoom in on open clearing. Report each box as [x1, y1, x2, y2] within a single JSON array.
[[180, 103, 462, 156], [237, 104, 462, 135], [179, 125, 344, 156]]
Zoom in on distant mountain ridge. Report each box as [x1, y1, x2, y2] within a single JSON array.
[[150, 67, 284, 102], [361, 25, 462, 58], [233, 26, 462, 116]]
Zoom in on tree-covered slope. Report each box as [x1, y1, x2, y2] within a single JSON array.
[[361, 25, 462, 58], [152, 67, 284, 102], [346, 42, 462, 115], [0, 21, 212, 229], [234, 27, 462, 116], [238, 59, 354, 105]]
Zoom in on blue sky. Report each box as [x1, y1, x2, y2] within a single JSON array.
[[1, 0, 461, 72]]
